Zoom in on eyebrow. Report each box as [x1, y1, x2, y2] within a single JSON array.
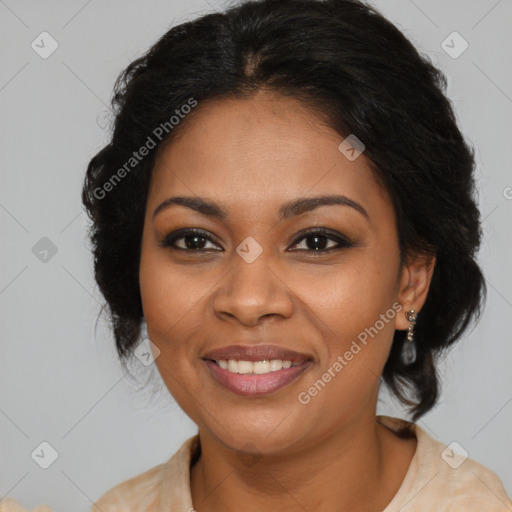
[[152, 194, 369, 221]]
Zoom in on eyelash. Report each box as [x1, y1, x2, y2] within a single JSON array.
[[158, 227, 353, 254]]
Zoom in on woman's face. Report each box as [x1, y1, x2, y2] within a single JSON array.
[[139, 92, 416, 454]]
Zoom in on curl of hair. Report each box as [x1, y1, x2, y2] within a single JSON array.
[[82, 0, 485, 421]]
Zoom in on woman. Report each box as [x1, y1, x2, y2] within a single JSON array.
[[8, 0, 510, 510]]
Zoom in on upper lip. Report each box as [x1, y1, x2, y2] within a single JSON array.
[[202, 344, 312, 363]]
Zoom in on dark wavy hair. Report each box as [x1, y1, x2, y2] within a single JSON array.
[[82, 0, 485, 421]]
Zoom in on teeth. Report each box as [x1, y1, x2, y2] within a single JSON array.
[[217, 359, 300, 374], [253, 360, 270, 374], [237, 360, 253, 374], [269, 359, 282, 371]]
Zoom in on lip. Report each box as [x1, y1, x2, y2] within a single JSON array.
[[204, 359, 313, 396], [201, 344, 314, 397], [202, 344, 312, 363]]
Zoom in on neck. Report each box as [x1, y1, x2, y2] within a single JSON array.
[[190, 410, 407, 512]]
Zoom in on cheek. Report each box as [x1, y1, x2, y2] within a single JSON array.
[[139, 245, 205, 408], [290, 248, 400, 384], [294, 251, 399, 333], [290, 262, 399, 424], [139, 234, 208, 340], [138, 242, 200, 383]]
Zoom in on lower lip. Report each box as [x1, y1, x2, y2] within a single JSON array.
[[204, 360, 313, 396]]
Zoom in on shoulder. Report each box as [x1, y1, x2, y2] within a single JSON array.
[[91, 462, 166, 511], [91, 434, 200, 512], [378, 415, 512, 512], [0, 498, 53, 512], [411, 422, 512, 511]]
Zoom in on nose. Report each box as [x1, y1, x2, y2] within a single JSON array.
[[212, 251, 294, 327]]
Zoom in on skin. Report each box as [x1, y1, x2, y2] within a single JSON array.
[[139, 90, 436, 512]]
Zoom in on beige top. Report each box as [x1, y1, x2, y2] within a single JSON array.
[[2, 415, 511, 511]]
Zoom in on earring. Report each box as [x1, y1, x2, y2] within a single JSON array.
[[405, 309, 417, 342], [402, 309, 417, 364]]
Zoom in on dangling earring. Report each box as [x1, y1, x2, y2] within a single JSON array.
[[405, 309, 417, 342], [402, 309, 417, 364]]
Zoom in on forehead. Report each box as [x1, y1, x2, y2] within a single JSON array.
[[149, 93, 389, 219]]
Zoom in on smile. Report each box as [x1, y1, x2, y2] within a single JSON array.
[[203, 358, 313, 396], [215, 359, 301, 374]]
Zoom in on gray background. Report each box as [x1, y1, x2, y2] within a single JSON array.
[[1, 0, 511, 510]]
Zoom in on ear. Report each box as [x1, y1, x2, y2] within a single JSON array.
[[395, 251, 436, 330]]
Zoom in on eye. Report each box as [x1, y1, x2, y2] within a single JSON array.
[[159, 227, 352, 254], [288, 228, 352, 253], [158, 228, 222, 251]]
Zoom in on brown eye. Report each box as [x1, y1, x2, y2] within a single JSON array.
[[288, 228, 352, 253], [159, 228, 222, 251]]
